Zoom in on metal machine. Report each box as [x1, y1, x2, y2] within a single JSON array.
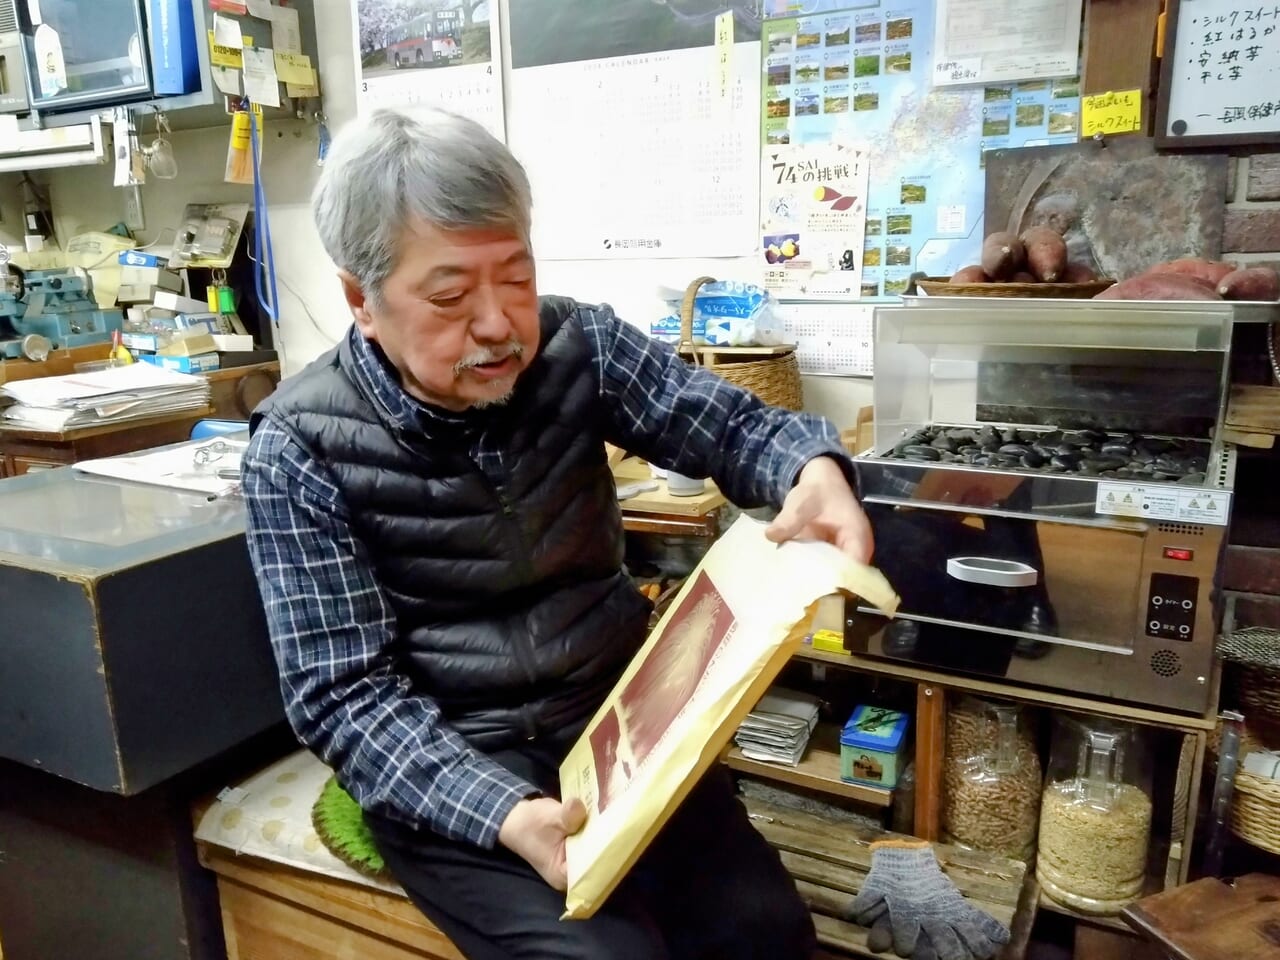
[[845, 296, 1277, 715], [0, 263, 123, 361]]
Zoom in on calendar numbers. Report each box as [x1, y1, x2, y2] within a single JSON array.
[[774, 302, 874, 376]]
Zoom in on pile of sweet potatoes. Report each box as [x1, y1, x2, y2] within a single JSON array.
[[949, 227, 1097, 285], [1092, 258, 1280, 302]]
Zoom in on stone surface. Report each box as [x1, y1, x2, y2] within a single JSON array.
[[1228, 157, 1240, 200], [1246, 153, 1280, 202], [1224, 208, 1280, 253]]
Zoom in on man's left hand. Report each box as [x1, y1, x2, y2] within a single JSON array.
[[765, 456, 873, 564]]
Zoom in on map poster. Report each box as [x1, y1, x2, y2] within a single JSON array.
[[759, 0, 1080, 296], [761, 142, 869, 299], [353, 0, 505, 141]]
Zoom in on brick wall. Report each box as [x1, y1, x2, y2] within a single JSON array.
[[1223, 152, 1280, 268]]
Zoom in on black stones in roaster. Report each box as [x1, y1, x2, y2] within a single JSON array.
[[998, 443, 1031, 456], [1050, 453, 1081, 470], [1179, 472, 1206, 485], [902, 445, 941, 460], [1101, 442, 1135, 458], [1021, 451, 1047, 469]]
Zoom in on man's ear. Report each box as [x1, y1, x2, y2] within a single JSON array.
[[339, 270, 376, 338]]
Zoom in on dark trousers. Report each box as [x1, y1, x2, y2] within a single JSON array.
[[366, 749, 816, 960]]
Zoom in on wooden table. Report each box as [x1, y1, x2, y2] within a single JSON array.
[[0, 361, 279, 477], [1122, 873, 1280, 959], [613, 458, 727, 537]]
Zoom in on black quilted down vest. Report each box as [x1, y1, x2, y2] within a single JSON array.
[[251, 298, 649, 750]]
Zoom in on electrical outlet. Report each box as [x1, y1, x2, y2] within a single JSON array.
[[124, 184, 145, 233]]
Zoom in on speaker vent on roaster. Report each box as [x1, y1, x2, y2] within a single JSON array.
[[1157, 522, 1205, 537], [1150, 649, 1182, 678]]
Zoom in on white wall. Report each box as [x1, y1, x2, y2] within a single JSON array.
[[33, 3, 872, 429], [0, 174, 27, 249]]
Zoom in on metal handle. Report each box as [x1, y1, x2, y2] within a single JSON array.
[[946, 556, 1038, 587]]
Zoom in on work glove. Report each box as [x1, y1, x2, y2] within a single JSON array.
[[846, 839, 1010, 960]]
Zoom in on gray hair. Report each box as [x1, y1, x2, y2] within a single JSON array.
[[311, 107, 533, 304]]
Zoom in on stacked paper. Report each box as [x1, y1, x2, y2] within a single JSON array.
[[733, 687, 822, 766], [0, 362, 211, 431]]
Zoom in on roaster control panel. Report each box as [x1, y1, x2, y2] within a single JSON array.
[[1146, 572, 1198, 642]]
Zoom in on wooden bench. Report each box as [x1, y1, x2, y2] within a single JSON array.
[[196, 794, 1035, 960]]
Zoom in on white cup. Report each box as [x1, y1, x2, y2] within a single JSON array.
[[666, 470, 706, 497]]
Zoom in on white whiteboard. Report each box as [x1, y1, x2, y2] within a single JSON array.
[[1160, 0, 1280, 144]]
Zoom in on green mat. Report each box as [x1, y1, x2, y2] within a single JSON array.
[[311, 775, 391, 880]]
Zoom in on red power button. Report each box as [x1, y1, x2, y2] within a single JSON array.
[[1163, 547, 1195, 562]]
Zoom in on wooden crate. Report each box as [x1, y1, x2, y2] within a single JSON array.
[[198, 844, 463, 960]]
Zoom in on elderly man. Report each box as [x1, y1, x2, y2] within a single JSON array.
[[241, 106, 872, 960]]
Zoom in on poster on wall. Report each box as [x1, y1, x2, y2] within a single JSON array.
[[760, 142, 868, 299], [352, 0, 505, 141], [505, 0, 762, 260], [760, 0, 1079, 296]]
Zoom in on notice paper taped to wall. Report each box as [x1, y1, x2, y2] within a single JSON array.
[[558, 514, 900, 918]]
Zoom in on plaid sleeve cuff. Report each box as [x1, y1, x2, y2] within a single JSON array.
[[776, 437, 861, 506], [434, 757, 541, 849]]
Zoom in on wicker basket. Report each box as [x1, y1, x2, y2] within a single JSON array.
[[1235, 662, 1280, 728], [678, 276, 803, 411], [1233, 770, 1280, 855], [915, 277, 1115, 299]]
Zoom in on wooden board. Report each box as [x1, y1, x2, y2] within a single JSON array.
[[743, 797, 1034, 959], [1224, 546, 1280, 596], [1121, 873, 1280, 960], [724, 723, 893, 808], [199, 844, 463, 960], [1227, 385, 1280, 437], [612, 457, 727, 518], [792, 646, 1219, 733]]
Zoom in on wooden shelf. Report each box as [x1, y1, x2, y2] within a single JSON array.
[[723, 723, 893, 808], [792, 646, 1219, 734], [1038, 891, 1137, 934]]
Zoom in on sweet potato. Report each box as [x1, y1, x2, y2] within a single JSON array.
[[1146, 258, 1236, 287], [980, 232, 1025, 280], [1060, 263, 1098, 283], [1093, 274, 1221, 301], [950, 264, 988, 283], [1217, 266, 1280, 301], [1020, 226, 1068, 282], [1012, 271, 1037, 283]]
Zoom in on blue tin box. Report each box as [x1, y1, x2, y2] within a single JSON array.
[[840, 705, 910, 788]]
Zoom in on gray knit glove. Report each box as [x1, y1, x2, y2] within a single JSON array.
[[846, 840, 1010, 960]]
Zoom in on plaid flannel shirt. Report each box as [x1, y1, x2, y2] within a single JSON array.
[[241, 300, 851, 848]]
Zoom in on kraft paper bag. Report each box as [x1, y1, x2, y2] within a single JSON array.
[[559, 514, 900, 918]]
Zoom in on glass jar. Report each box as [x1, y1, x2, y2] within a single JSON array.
[[941, 694, 1042, 861], [1036, 714, 1154, 915], [892, 760, 916, 835]]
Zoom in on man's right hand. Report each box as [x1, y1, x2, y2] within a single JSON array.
[[498, 796, 587, 891]]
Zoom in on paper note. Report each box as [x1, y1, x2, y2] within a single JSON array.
[[0, 114, 18, 148], [273, 51, 312, 85], [245, 0, 273, 17], [285, 66, 319, 99], [715, 10, 733, 99], [1082, 89, 1142, 138], [242, 47, 280, 107], [270, 4, 302, 54], [932, 0, 1083, 86], [211, 15, 245, 68]]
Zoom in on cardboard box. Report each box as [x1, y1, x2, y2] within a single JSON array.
[[840, 705, 909, 788]]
